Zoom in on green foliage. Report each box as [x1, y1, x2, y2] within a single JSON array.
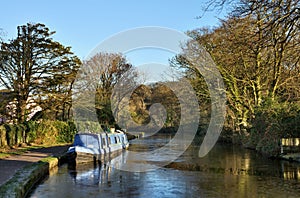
[[75, 121, 102, 133], [33, 120, 58, 144], [67, 121, 77, 140], [248, 100, 300, 155], [33, 120, 77, 144], [175, 1, 300, 147], [25, 121, 38, 144], [15, 124, 24, 144], [0, 120, 76, 147], [4, 124, 16, 146], [53, 121, 76, 143], [0, 23, 81, 123], [1, 124, 26, 146], [0, 125, 7, 147]]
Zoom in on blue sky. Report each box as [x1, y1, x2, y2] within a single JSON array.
[[0, 0, 227, 82]]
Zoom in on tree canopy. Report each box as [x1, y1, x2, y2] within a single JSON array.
[[171, 0, 300, 154], [72, 52, 136, 131], [0, 23, 81, 123]]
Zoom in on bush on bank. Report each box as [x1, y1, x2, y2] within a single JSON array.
[[243, 100, 300, 156], [0, 120, 77, 147]]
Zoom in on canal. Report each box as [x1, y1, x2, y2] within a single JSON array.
[[29, 134, 300, 197]]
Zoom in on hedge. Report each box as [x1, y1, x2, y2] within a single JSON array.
[[0, 120, 77, 147]]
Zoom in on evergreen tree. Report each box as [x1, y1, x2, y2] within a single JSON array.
[[0, 23, 81, 123]]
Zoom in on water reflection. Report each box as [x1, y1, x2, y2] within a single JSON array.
[[69, 163, 107, 185], [281, 161, 300, 180], [30, 134, 300, 197], [68, 152, 129, 186], [167, 141, 300, 181]]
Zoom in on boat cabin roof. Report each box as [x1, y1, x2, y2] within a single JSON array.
[[73, 132, 126, 147]]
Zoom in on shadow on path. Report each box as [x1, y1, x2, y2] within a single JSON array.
[[0, 145, 69, 186]]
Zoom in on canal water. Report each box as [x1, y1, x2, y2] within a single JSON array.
[[30, 134, 300, 197]]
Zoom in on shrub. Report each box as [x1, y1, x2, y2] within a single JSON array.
[[0, 125, 7, 147], [25, 121, 38, 144], [36, 120, 60, 144], [250, 100, 300, 156], [0, 120, 77, 147], [4, 124, 17, 146], [75, 121, 102, 133], [33, 120, 77, 144], [54, 121, 76, 143], [16, 124, 26, 144]]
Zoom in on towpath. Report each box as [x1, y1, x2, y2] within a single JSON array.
[[0, 145, 69, 186]]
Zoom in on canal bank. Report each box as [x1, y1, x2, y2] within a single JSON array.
[[0, 145, 69, 198]]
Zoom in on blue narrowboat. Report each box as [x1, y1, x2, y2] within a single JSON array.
[[67, 131, 129, 164]]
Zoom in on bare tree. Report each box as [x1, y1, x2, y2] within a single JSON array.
[[73, 52, 137, 131]]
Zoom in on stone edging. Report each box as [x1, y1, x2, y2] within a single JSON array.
[[0, 155, 67, 198]]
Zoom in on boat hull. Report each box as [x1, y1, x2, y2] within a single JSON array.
[[67, 132, 129, 164], [68, 151, 99, 164]]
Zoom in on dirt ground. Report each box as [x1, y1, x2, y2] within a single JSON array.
[[0, 145, 70, 186]]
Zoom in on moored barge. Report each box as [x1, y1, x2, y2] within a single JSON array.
[[67, 131, 129, 164]]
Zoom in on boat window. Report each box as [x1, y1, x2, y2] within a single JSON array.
[[110, 136, 115, 144], [102, 137, 106, 147], [86, 135, 98, 148], [74, 134, 84, 146]]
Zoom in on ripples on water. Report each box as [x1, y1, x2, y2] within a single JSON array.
[[30, 134, 300, 197]]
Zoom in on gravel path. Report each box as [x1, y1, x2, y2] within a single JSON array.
[[0, 145, 70, 186]]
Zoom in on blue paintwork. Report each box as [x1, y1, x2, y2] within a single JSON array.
[[67, 131, 129, 163]]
